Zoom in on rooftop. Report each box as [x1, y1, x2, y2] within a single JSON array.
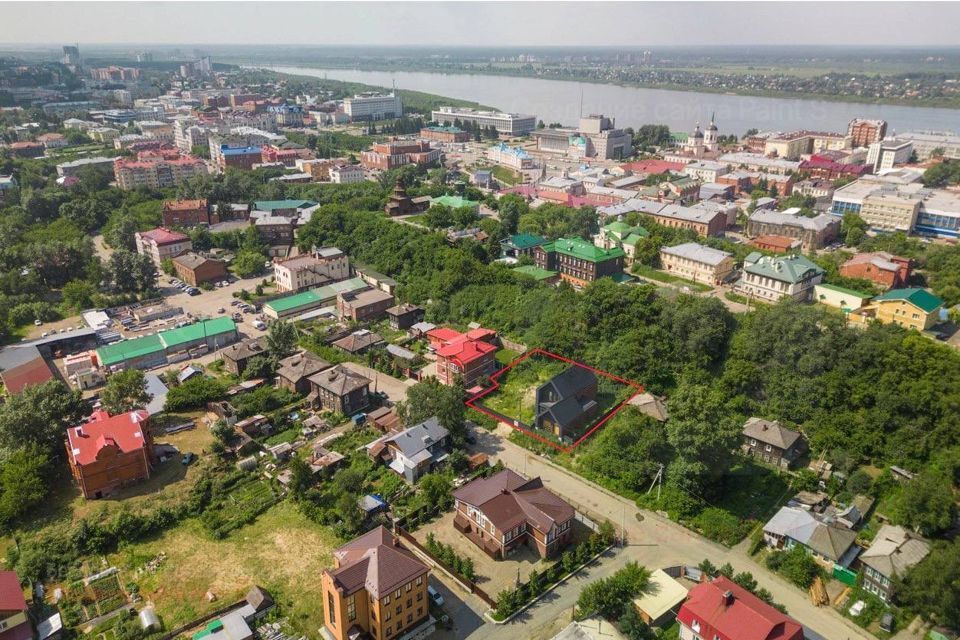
[[873, 288, 943, 313], [661, 242, 732, 266], [743, 254, 825, 284], [546, 237, 625, 262], [67, 409, 150, 466]]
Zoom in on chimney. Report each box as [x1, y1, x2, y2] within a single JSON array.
[[722, 590, 734, 606]]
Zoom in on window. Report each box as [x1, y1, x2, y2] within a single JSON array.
[[765, 444, 772, 452], [417, 607, 423, 617], [386, 626, 392, 638], [327, 592, 336, 627], [384, 595, 390, 605], [396, 605, 401, 615], [416, 576, 423, 586], [406, 598, 412, 608], [395, 589, 402, 599], [750, 438, 757, 446], [347, 595, 356, 622], [405, 582, 412, 592], [417, 592, 423, 602]]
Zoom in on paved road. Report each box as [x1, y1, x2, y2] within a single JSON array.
[[436, 424, 875, 640], [339, 361, 414, 404]]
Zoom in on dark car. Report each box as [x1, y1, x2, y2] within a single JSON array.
[[181, 452, 195, 465]]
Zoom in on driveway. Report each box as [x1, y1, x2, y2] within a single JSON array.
[[457, 423, 875, 640], [339, 361, 414, 404]]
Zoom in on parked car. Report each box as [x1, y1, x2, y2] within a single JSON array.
[[181, 452, 195, 465], [848, 600, 865, 617], [427, 586, 444, 607], [217, 307, 225, 314], [251, 320, 267, 330], [187, 288, 200, 296], [33, 319, 41, 326]]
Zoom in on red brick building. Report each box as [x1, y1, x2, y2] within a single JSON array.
[[840, 252, 912, 289], [427, 327, 498, 387], [336, 288, 395, 322], [848, 118, 887, 148], [66, 409, 153, 499], [750, 235, 801, 254], [800, 156, 870, 180], [162, 199, 214, 227], [171, 252, 228, 286], [420, 126, 471, 143], [360, 140, 440, 171], [678, 576, 804, 640]]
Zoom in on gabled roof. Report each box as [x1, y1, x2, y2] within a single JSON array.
[[0, 571, 26, 613], [139, 227, 190, 245], [378, 417, 449, 463], [677, 576, 804, 640], [873, 288, 943, 314], [67, 409, 149, 466], [541, 365, 596, 400], [743, 254, 824, 284], [1, 353, 57, 394], [763, 506, 819, 545], [742, 417, 802, 450], [328, 526, 428, 599], [548, 237, 625, 262], [860, 525, 930, 579], [504, 233, 547, 250]]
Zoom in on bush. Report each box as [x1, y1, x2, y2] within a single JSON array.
[[766, 545, 823, 588], [693, 507, 751, 546], [164, 376, 228, 412]]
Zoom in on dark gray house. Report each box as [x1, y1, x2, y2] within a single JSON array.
[[535, 366, 598, 440]]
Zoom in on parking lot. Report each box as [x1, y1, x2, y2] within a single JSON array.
[[159, 274, 272, 335]]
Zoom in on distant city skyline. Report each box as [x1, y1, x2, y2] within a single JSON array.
[[4, 1, 960, 47]]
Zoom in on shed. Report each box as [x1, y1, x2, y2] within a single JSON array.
[[632, 568, 688, 625]]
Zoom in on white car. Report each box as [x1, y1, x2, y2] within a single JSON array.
[[33, 319, 41, 326], [848, 600, 866, 617], [252, 320, 267, 331], [427, 586, 444, 607]]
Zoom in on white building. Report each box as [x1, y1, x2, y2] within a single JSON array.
[[737, 253, 825, 302], [432, 106, 536, 136], [342, 93, 402, 121], [273, 247, 350, 293], [329, 164, 365, 184], [896, 130, 960, 161], [486, 142, 534, 170], [683, 160, 728, 183], [867, 139, 914, 172]]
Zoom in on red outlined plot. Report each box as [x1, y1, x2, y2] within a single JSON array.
[[466, 348, 645, 454]]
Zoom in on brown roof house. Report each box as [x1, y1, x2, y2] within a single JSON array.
[[221, 337, 269, 376], [308, 365, 370, 416], [332, 330, 384, 355], [860, 525, 930, 602], [453, 468, 575, 560], [320, 526, 434, 640], [275, 351, 330, 394], [741, 417, 806, 469], [171, 252, 227, 286], [535, 366, 599, 441]]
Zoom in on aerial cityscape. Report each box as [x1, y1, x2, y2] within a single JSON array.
[[3, 2, 960, 640]]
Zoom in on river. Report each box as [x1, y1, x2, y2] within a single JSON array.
[[262, 65, 960, 136]]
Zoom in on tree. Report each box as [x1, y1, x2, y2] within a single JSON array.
[[232, 250, 266, 278], [897, 538, 960, 627], [419, 473, 453, 509], [618, 605, 655, 640], [287, 456, 314, 497], [576, 562, 651, 620], [101, 369, 151, 415], [498, 194, 527, 235], [0, 381, 86, 457], [399, 378, 466, 442], [242, 355, 278, 381], [105, 213, 138, 251], [266, 319, 297, 358], [62, 280, 97, 310], [891, 471, 956, 536], [0, 445, 49, 530], [106, 250, 157, 293]]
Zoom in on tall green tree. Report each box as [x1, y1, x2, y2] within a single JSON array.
[[100, 369, 151, 415], [266, 320, 297, 358]]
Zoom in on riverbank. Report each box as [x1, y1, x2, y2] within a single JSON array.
[[268, 61, 960, 111]]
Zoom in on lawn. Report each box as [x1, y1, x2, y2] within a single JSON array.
[[483, 356, 567, 425], [631, 264, 713, 292], [110, 501, 340, 636], [495, 348, 521, 366], [491, 165, 520, 186]]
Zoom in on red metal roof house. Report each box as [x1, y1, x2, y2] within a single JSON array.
[[427, 327, 498, 387], [66, 409, 153, 499], [677, 576, 804, 640], [0, 571, 30, 640]]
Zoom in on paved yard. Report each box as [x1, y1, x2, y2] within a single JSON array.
[[411, 511, 552, 595]]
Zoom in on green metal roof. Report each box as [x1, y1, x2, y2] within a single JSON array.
[[432, 195, 480, 210], [252, 199, 317, 212], [817, 282, 872, 299], [96, 334, 164, 367], [550, 237, 625, 262], [264, 289, 322, 314], [874, 288, 943, 314], [160, 317, 237, 349], [314, 276, 368, 303], [426, 125, 464, 133], [744, 254, 824, 284], [513, 265, 558, 281], [505, 233, 547, 250]]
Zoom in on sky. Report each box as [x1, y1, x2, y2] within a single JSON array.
[[4, 1, 960, 48]]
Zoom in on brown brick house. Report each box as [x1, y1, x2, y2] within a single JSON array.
[[171, 252, 227, 286], [66, 409, 153, 499], [337, 288, 395, 322], [321, 527, 433, 640], [839, 252, 912, 289], [453, 468, 575, 559], [741, 417, 806, 469]]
